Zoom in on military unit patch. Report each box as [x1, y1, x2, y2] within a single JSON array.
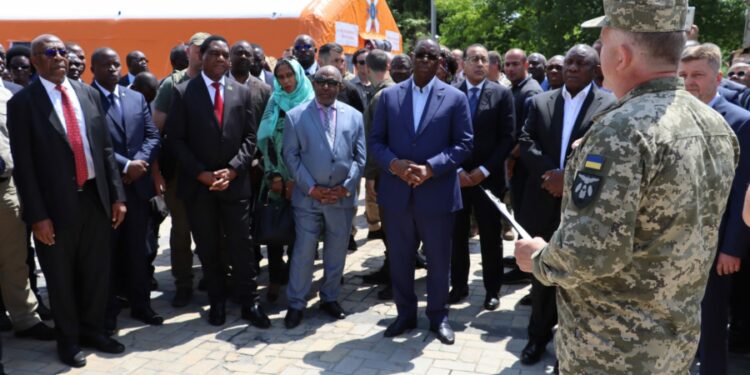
[[572, 172, 601, 208]]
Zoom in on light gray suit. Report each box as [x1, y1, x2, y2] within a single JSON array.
[[282, 99, 365, 310]]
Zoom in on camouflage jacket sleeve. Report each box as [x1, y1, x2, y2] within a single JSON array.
[[532, 121, 648, 289]]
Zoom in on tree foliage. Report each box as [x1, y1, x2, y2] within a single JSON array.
[[388, 0, 747, 60]]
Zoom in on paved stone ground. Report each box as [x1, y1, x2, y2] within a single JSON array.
[[3, 202, 750, 374]]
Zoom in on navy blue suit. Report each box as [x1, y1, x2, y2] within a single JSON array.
[[700, 94, 750, 375], [370, 77, 473, 324], [93, 82, 160, 318]]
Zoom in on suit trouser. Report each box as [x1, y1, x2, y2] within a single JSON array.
[[35, 180, 111, 342], [383, 206, 454, 325], [267, 242, 293, 285], [0, 180, 41, 331], [165, 176, 194, 290], [364, 187, 381, 232], [730, 265, 750, 335], [451, 186, 503, 297], [528, 278, 557, 343], [287, 204, 353, 310], [185, 193, 258, 305], [699, 260, 731, 375], [106, 188, 152, 319]]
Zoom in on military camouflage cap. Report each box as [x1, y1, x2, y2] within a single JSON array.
[[581, 0, 690, 32]]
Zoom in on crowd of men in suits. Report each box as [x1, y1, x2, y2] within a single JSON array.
[[0, 27, 748, 375]]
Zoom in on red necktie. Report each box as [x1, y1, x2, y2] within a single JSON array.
[[212, 82, 223, 127], [55, 84, 88, 188]]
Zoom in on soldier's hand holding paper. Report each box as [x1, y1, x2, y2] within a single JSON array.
[[514, 237, 547, 273]]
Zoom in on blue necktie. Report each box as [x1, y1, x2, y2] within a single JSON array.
[[468, 87, 480, 118], [108, 93, 124, 126]]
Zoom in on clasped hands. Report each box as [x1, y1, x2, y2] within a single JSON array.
[[390, 159, 433, 188], [197, 168, 238, 191], [309, 185, 349, 204]]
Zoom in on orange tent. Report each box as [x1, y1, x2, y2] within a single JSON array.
[[0, 0, 403, 80]]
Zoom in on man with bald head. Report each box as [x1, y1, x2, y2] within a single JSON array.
[[293, 34, 318, 76], [118, 50, 148, 87], [7, 34, 127, 367], [228, 40, 271, 128], [281, 65, 365, 328], [527, 52, 547, 88], [370, 38, 473, 345], [545, 55, 565, 91]]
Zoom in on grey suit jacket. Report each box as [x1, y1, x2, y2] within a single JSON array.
[[282, 99, 366, 209]]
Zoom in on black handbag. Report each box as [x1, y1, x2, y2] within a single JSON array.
[[254, 180, 295, 246]]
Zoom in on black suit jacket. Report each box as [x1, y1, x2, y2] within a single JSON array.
[[6, 79, 126, 228], [511, 76, 543, 138], [166, 76, 257, 201], [118, 75, 131, 87], [517, 84, 616, 237], [454, 80, 515, 195]]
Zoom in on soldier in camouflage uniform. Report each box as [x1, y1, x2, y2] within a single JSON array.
[[514, 1, 740, 374]]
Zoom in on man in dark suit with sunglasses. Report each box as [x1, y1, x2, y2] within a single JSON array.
[[370, 38, 473, 345], [7, 34, 127, 367]]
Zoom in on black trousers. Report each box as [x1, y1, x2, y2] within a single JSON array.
[[451, 185, 502, 297], [106, 188, 152, 319], [267, 242, 293, 285], [700, 259, 732, 375], [527, 229, 558, 344], [35, 181, 111, 342], [730, 263, 750, 333], [185, 193, 258, 306]]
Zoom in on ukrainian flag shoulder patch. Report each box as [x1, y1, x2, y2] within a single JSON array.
[[583, 154, 604, 171]]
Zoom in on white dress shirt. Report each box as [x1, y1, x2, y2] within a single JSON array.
[[39, 76, 96, 179], [458, 79, 490, 177], [560, 83, 592, 169], [202, 71, 225, 105], [411, 76, 437, 133]]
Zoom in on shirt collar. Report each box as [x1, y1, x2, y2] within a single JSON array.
[[315, 99, 337, 111], [127, 72, 136, 82], [201, 71, 226, 89], [39, 75, 73, 93], [465, 79, 486, 93], [708, 91, 721, 107], [562, 82, 592, 101], [94, 81, 120, 98], [412, 76, 437, 94]]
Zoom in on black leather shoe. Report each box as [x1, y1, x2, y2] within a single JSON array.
[[35, 297, 53, 321], [384, 316, 417, 337], [242, 303, 271, 328], [80, 334, 125, 354], [361, 266, 390, 284], [172, 288, 193, 308], [377, 285, 393, 300], [520, 339, 546, 365], [57, 342, 86, 367], [518, 293, 532, 306], [284, 308, 303, 329], [348, 235, 358, 251], [131, 308, 164, 326], [484, 296, 500, 311], [504, 268, 532, 284], [15, 322, 56, 340], [320, 301, 346, 320], [208, 302, 226, 326], [430, 321, 455, 345], [447, 287, 469, 304]]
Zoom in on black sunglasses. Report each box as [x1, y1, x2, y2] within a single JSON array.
[[9, 64, 31, 71], [313, 77, 341, 87], [729, 71, 747, 78], [294, 44, 314, 52], [415, 52, 439, 61], [38, 48, 67, 58], [356, 60, 366, 65]]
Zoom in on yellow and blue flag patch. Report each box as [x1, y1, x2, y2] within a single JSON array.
[[584, 154, 604, 171]]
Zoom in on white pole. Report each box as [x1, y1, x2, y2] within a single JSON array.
[[431, 0, 437, 39]]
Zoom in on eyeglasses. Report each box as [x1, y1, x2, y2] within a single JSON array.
[[465, 55, 488, 64], [729, 71, 747, 78], [313, 77, 341, 87], [356, 60, 366, 65], [39, 48, 67, 58], [9, 64, 30, 71], [294, 44, 314, 52], [415, 52, 439, 61]]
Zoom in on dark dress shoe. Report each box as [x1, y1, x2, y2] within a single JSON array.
[[172, 288, 193, 308], [15, 322, 55, 340], [284, 308, 303, 329], [384, 316, 417, 337], [518, 293, 532, 306], [242, 303, 271, 328], [35, 297, 53, 321], [377, 285, 393, 300], [504, 268, 532, 284], [57, 342, 86, 367], [208, 302, 226, 326], [447, 287, 469, 304], [502, 256, 517, 268], [348, 235, 358, 251], [80, 334, 125, 354], [367, 229, 385, 240], [484, 296, 500, 311], [131, 308, 164, 326], [520, 339, 547, 365], [361, 266, 390, 284], [430, 321, 455, 345], [320, 301, 346, 320]]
